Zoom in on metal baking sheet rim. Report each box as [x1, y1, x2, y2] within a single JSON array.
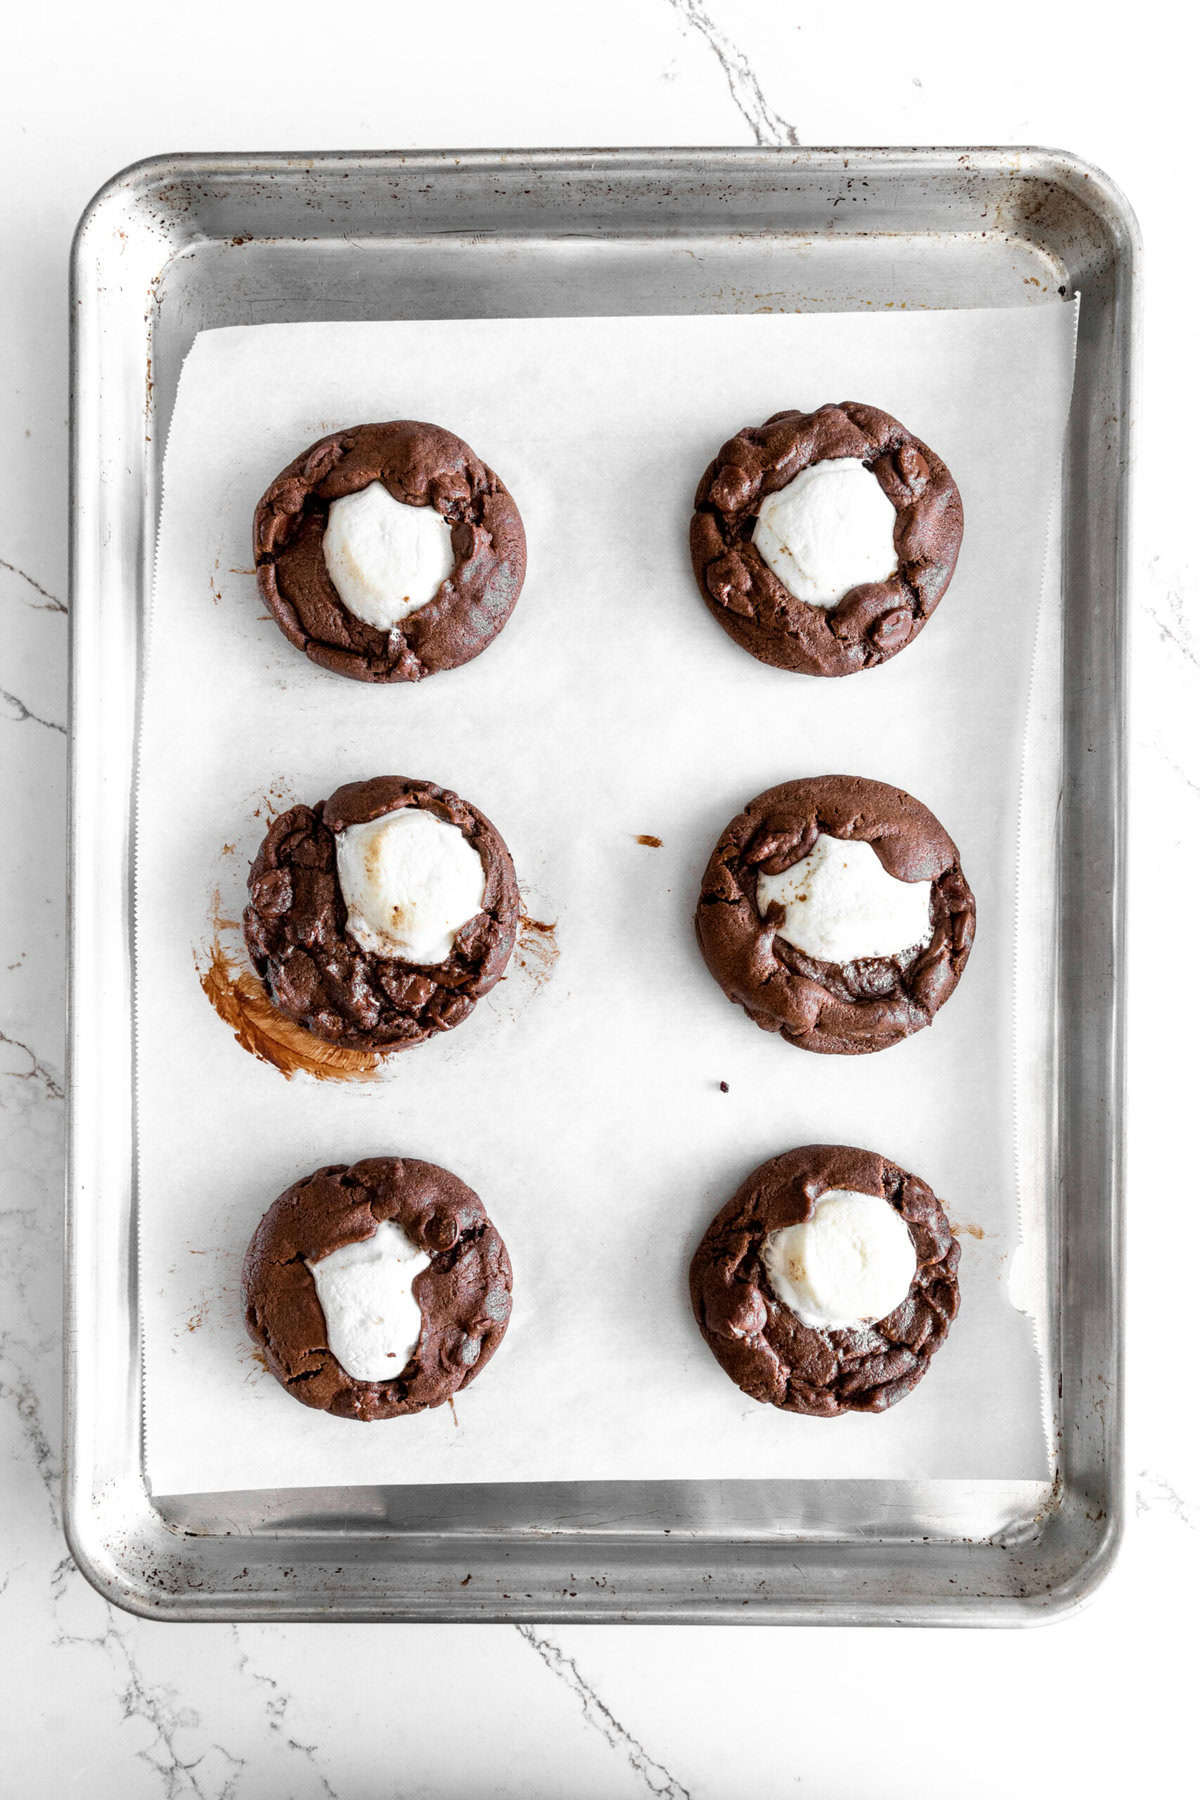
[[65, 147, 1136, 1624]]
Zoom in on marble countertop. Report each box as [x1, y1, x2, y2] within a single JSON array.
[[3, 3, 1195, 1794]]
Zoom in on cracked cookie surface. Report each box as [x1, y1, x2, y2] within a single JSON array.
[[243, 775, 519, 1052], [690, 401, 963, 676], [694, 774, 975, 1055], [243, 1156, 513, 1420], [254, 419, 527, 682], [690, 1144, 960, 1416]]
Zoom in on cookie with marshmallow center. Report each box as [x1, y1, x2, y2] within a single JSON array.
[[253, 420, 526, 682], [243, 775, 519, 1052], [690, 402, 963, 676], [695, 774, 975, 1055], [243, 1155, 513, 1420], [689, 1144, 960, 1416]]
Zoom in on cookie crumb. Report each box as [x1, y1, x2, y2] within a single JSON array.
[[635, 833, 663, 848]]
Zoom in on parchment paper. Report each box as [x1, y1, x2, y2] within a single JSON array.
[[139, 306, 1075, 1494]]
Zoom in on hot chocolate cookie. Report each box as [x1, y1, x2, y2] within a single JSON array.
[[690, 402, 962, 676], [694, 775, 975, 1054], [690, 1144, 960, 1416], [243, 775, 519, 1052], [254, 420, 526, 681], [243, 1155, 513, 1420]]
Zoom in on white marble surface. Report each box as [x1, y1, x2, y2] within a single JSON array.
[[2, 2, 1196, 1793]]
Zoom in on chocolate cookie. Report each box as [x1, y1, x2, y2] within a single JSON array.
[[243, 1156, 513, 1421], [690, 402, 963, 676], [243, 775, 519, 1052], [695, 775, 975, 1055], [253, 420, 527, 682], [690, 1144, 960, 1416]]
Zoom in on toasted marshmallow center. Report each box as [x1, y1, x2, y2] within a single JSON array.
[[307, 1220, 431, 1383], [336, 807, 486, 965], [323, 481, 455, 631], [757, 832, 932, 965], [752, 457, 897, 607], [763, 1190, 917, 1331]]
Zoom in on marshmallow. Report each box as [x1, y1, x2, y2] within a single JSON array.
[[323, 481, 455, 631], [336, 807, 487, 965], [307, 1220, 431, 1382], [763, 1190, 917, 1331], [758, 832, 932, 965], [752, 457, 897, 607]]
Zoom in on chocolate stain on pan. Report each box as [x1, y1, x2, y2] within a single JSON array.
[[950, 1221, 986, 1240], [253, 782, 292, 823], [514, 912, 559, 985], [209, 885, 240, 933], [196, 940, 383, 1082]]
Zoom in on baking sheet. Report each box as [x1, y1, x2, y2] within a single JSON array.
[[138, 306, 1075, 1495]]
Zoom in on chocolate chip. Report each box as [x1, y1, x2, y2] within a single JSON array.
[[896, 442, 929, 495], [253, 869, 292, 917], [871, 608, 913, 649], [422, 1212, 459, 1252], [711, 464, 754, 511], [725, 1285, 768, 1339]]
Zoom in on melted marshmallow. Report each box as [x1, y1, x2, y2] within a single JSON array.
[[307, 1220, 431, 1382], [336, 807, 486, 965], [763, 1190, 917, 1331], [752, 457, 897, 606], [757, 833, 932, 965], [323, 481, 454, 630]]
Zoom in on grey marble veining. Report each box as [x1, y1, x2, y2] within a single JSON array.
[[665, 0, 798, 147], [2, 0, 1198, 1793]]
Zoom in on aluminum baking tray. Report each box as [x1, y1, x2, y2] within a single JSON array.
[[66, 148, 1136, 1624]]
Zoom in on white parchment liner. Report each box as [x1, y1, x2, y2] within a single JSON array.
[[138, 307, 1076, 1493]]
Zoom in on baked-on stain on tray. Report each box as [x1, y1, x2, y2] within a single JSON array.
[[196, 937, 384, 1081], [196, 876, 383, 1080], [514, 911, 558, 985]]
